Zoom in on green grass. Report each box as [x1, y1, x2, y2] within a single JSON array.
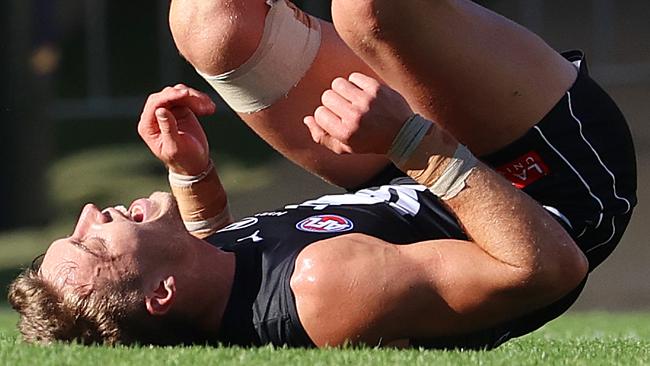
[[1, 311, 649, 365]]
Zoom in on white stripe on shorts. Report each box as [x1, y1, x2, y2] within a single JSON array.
[[567, 92, 632, 214], [533, 125, 605, 228], [567, 91, 631, 250], [587, 217, 618, 253]]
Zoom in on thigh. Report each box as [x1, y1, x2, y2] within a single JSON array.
[[332, 0, 578, 155], [481, 51, 637, 271]]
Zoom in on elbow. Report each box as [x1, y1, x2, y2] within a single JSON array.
[[517, 239, 589, 302]]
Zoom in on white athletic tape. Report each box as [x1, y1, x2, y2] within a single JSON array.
[[183, 207, 232, 233], [387, 114, 432, 166], [429, 144, 478, 200], [197, 0, 322, 113], [168, 161, 215, 188], [387, 114, 477, 200]]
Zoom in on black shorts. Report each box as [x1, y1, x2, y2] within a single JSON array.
[[363, 50, 637, 349], [482, 50, 637, 271]]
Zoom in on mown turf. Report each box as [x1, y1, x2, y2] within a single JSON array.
[[1, 310, 649, 366]]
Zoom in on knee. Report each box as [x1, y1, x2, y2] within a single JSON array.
[[168, 0, 268, 74], [331, 0, 377, 41], [331, 0, 410, 47]]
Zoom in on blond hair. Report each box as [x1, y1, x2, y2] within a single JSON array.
[[8, 267, 206, 346]]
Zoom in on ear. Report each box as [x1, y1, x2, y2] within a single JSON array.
[[145, 276, 176, 316]]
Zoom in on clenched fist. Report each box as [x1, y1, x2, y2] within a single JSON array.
[[303, 73, 413, 155]]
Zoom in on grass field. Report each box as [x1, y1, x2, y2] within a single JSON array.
[[1, 310, 649, 365]]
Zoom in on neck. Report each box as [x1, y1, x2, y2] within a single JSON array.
[[173, 234, 236, 340]]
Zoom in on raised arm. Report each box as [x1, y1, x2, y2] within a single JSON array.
[[138, 85, 233, 238], [296, 74, 588, 346]]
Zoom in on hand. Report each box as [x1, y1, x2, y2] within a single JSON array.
[[303, 73, 414, 155], [138, 84, 216, 175]]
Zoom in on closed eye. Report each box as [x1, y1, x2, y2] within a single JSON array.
[[70, 237, 108, 258]]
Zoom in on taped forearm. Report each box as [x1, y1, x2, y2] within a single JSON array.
[[388, 115, 581, 274], [388, 114, 477, 200], [168, 161, 233, 238]]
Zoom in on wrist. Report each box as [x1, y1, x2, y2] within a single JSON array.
[[168, 160, 215, 187], [389, 116, 478, 201], [168, 161, 232, 236], [388, 115, 458, 172], [167, 158, 212, 177]]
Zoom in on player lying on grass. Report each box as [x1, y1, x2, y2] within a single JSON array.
[[10, 0, 636, 349], [8, 81, 585, 348], [9, 72, 633, 347]]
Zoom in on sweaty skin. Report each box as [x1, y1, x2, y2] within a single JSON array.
[[107, 0, 587, 346], [296, 73, 587, 346], [134, 80, 587, 347]]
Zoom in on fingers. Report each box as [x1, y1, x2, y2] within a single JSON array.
[[154, 107, 183, 159], [330, 77, 368, 105], [314, 105, 353, 142], [304, 115, 352, 154], [347, 72, 382, 94], [155, 108, 179, 137], [140, 86, 215, 131], [172, 84, 216, 116]]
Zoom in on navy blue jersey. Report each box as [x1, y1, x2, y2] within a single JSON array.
[[206, 181, 465, 347]]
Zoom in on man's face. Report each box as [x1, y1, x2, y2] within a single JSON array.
[[40, 192, 188, 293]]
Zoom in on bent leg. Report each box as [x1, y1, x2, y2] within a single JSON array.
[[331, 0, 578, 155], [169, 0, 390, 188]]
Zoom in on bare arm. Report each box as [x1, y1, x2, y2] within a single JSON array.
[[137, 85, 233, 238], [295, 74, 588, 346]]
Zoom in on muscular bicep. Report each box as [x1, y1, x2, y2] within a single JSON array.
[[293, 235, 573, 347], [398, 239, 538, 337]]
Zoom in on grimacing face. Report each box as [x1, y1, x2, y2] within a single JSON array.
[[39, 192, 188, 294]]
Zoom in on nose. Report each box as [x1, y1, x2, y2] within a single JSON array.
[[72, 203, 105, 238]]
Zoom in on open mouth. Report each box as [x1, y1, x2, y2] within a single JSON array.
[[128, 198, 155, 223], [130, 205, 145, 223], [99, 202, 148, 223]]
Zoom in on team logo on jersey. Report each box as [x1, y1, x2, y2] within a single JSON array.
[[296, 215, 354, 233], [496, 151, 550, 189], [218, 217, 259, 232]]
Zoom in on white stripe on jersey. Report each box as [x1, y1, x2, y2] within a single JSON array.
[[286, 184, 427, 217]]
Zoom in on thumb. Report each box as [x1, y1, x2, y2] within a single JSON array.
[[155, 108, 179, 137]]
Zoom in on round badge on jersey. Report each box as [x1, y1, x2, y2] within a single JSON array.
[[296, 214, 354, 233]]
